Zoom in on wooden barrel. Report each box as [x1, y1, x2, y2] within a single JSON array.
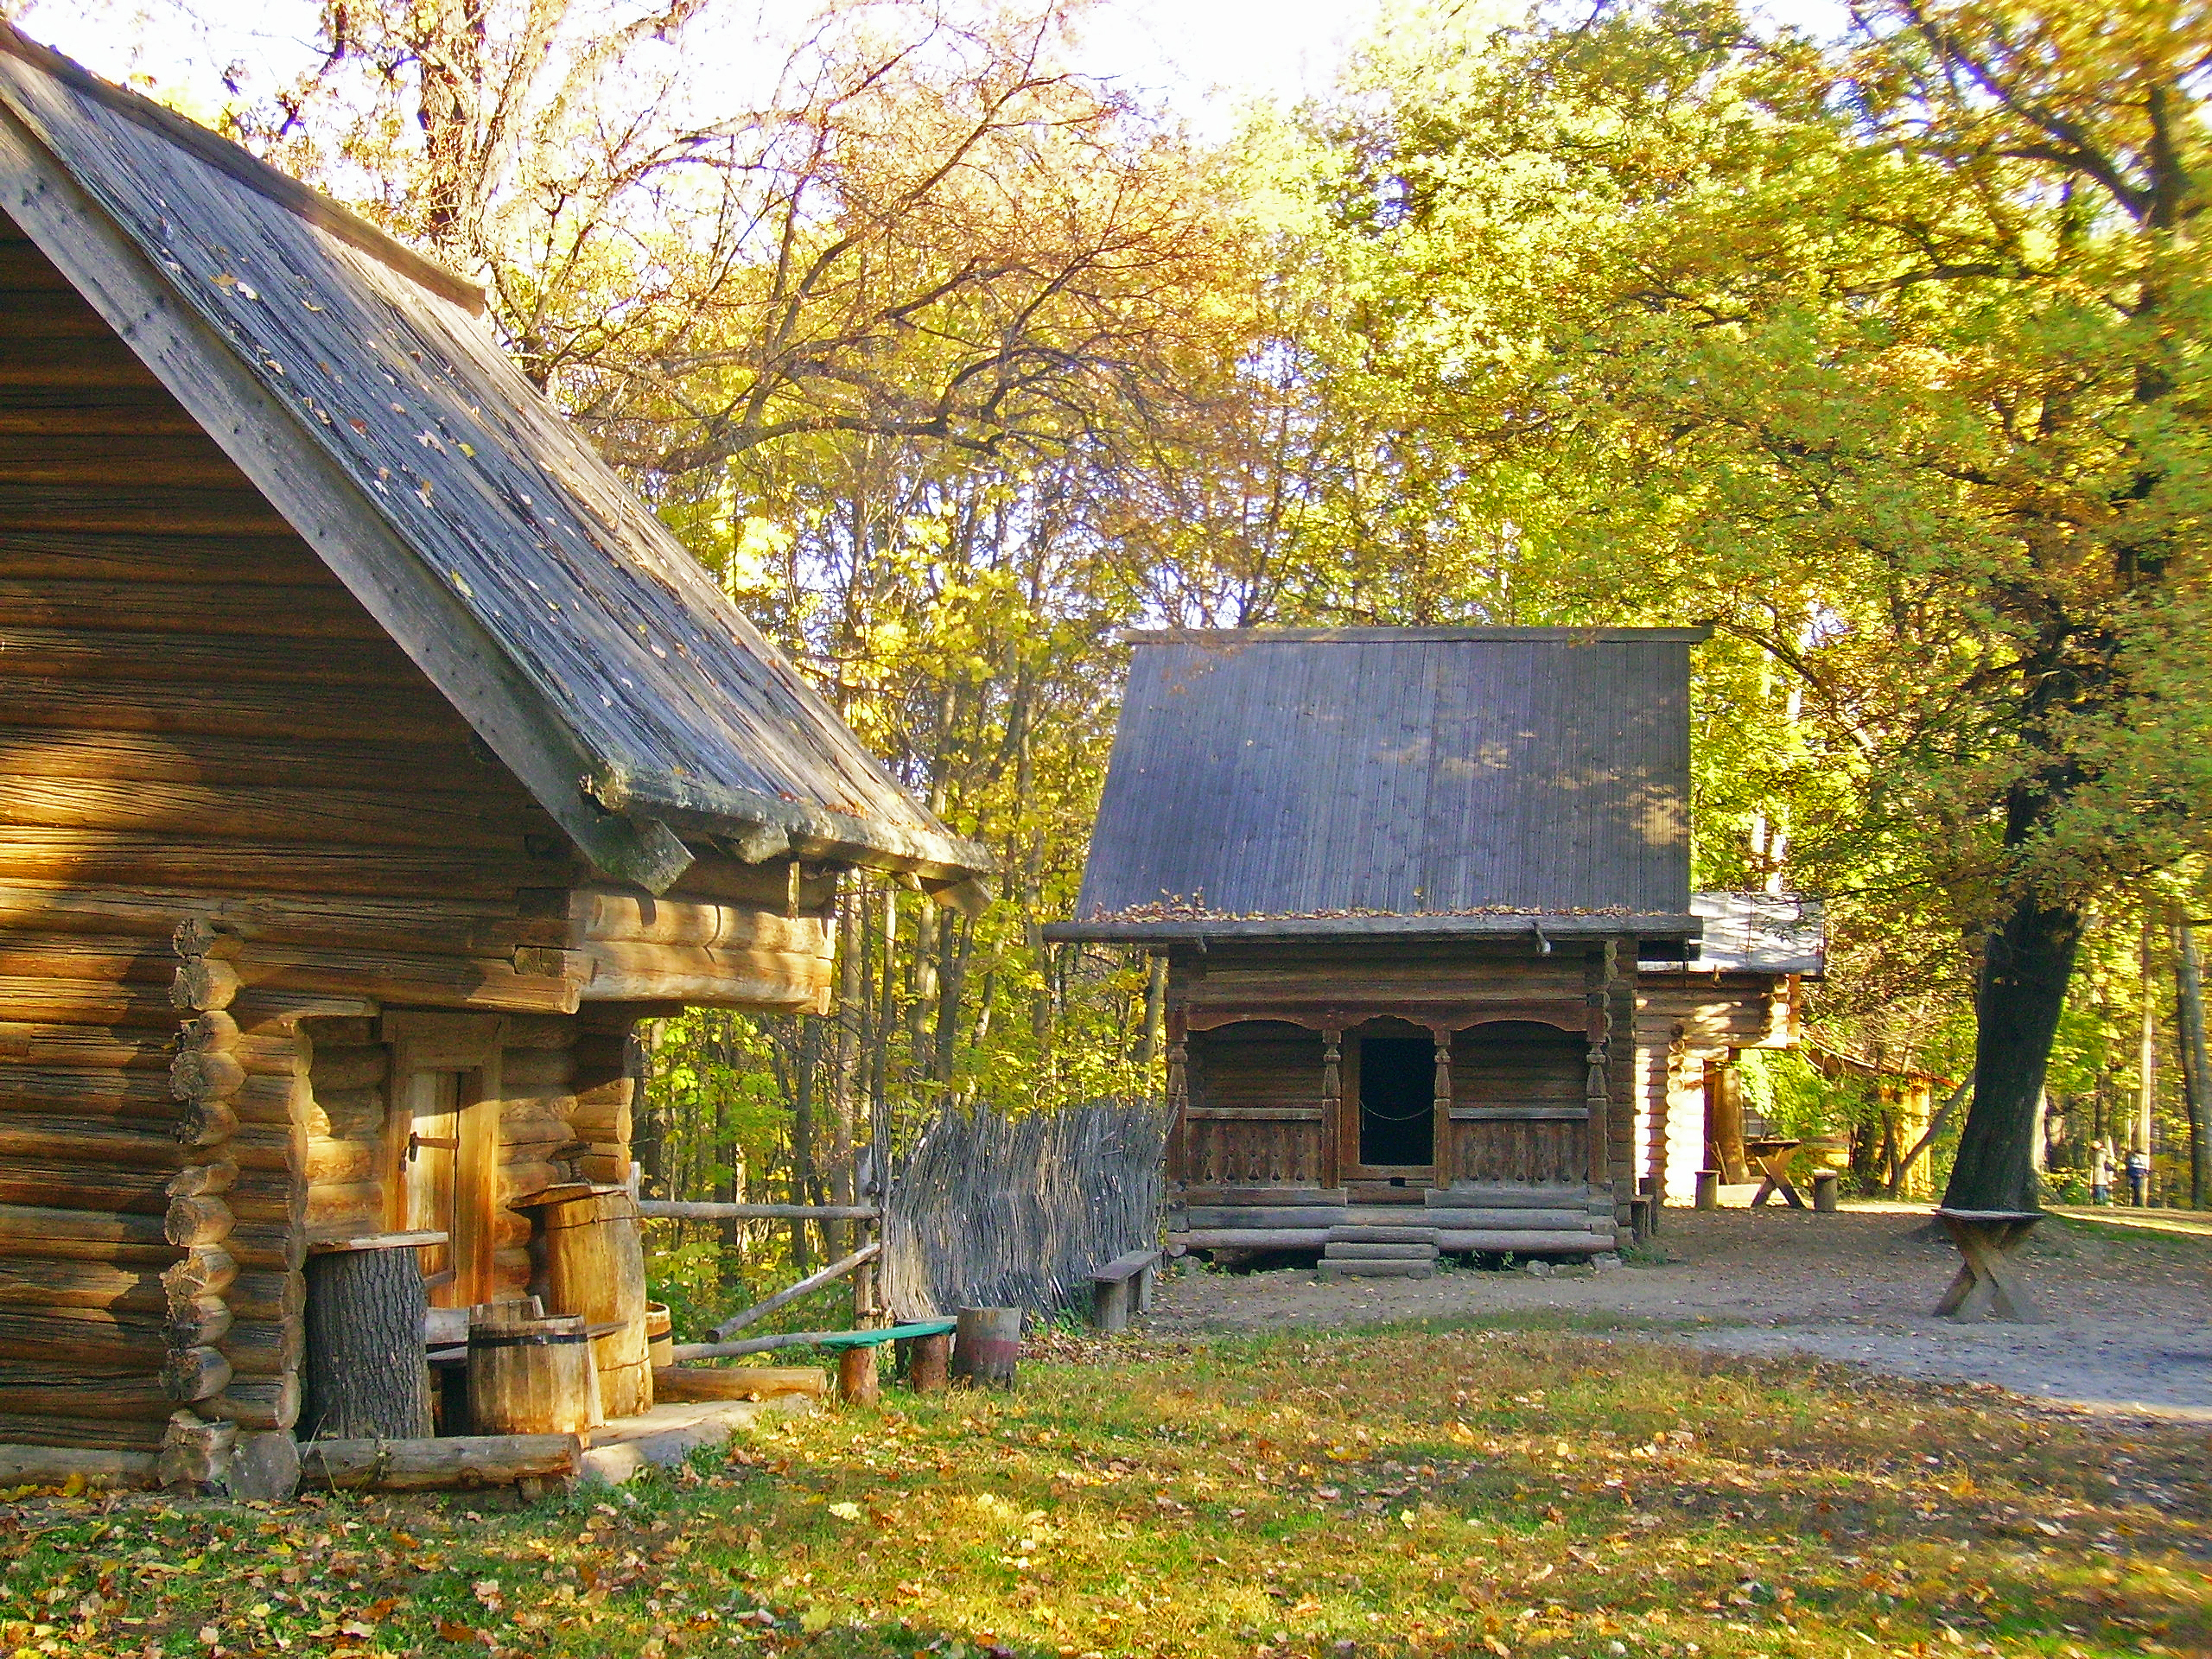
[[540, 1188, 652, 1419], [645, 1302, 673, 1370], [951, 1306, 1020, 1389], [466, 1305, 600, 1436]]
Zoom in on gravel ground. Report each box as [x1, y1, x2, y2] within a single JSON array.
[[1146, 1205, 2212, 1421]]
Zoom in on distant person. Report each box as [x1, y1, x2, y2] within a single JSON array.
[[2091, 1141, 2113, 1206], [2126, 1146, 2152, 1207]]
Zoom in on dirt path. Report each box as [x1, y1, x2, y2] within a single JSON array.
[[1147, 1205, 2212, 1421]]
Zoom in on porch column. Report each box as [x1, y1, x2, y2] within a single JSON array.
[[1431, 1027, 1454, 1184], [1320, 1027, 1343, 1190], [1164, 1009, 1190, 1185]]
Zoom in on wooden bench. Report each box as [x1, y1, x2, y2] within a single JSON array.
[[1089, 1249, 1163, 1333], [817, 1319, 959, 1403]]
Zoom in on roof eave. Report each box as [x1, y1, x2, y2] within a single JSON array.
[[1045, 913, 1703, 944], [589, 766, 997, 892]]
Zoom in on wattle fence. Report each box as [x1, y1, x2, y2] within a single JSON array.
[[883, 1101, 1166, 1320]]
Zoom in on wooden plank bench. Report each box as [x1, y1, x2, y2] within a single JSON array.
[[817, 1319, 959, 1404], [1089, 1248, 1163, 1333]]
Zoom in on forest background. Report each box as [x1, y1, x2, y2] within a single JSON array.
[[8, 0, 2209, 1314]]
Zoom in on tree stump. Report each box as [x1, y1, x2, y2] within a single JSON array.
[[303, 1242, 434, 1440], [1933, 1210, 2044, 1323], [951, 1306, 1020, 1388], [908, 1331, 951, 1393]]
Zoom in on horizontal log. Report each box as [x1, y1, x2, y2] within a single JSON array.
[[638, 1201, 880, 1222], [190, 942, 585, 1015], [575, 891, 831, 954], [301, 1181, 375, 1227], [0, 290, 120, 340], [212, 1373, 300, 1432], [162, 1344, 232, 1402], [574, 1152, 628, 1185], [229, 1269, 305, 1324], [0, 527, 314, 584], [0, 576, 378, 634], [0, 1366, 170, 1421], [0, 936, 173, 986], [0, 1160, 174, 1213], [1432, 1230, 1618, 1253], [0, 335, 164, 387], [0, 1304, 168, 1364], [499, 1048, 574, 1090], [166, 1160, 237, 1199], [308, 1047, 389, 1092], [0, 1413, 166, 1452], [306, 1138, 376, 1184], [499, 1164, 565, 1203], [0, 1202, 170, 1247], [298, 1433, 582, 1492], [0, 1256, 167, 1312], [0, 1065, 181, 1118], [162, 1248, 238, 1302], [1167, 1228, 1332, 1249], [0, 726, 488, 796], [222, 1224, 302, 1274], [0, 1113, 183, 1167], [651, 1365, 827, 1403], [0, 1019, 175, 1070], [0, 431, 248, 482], [0, 1442, 155, 1488], [0, 677, 473, 745], [582, 940, 832, 992], [670, 1330, 859, 1361], [0, 974, 177, 1027], [219, 1316, 304, 1376], [167, 1294, 232, 1347], [0, 776, 551, 853], [307, 1086, 382, 1140], [0, 624, 421, 688]]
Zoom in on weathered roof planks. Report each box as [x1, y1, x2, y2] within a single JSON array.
[[1055, 627, 1707, 939], [0, 25, 990, 894]]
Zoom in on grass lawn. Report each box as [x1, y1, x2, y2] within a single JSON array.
[[8, 1327, 2208, 1659]]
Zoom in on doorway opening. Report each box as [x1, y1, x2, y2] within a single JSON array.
[[1358, 1036, 1435, 1167]]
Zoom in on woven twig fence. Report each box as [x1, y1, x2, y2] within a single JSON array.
[[884, 1101, 1166, 1320]]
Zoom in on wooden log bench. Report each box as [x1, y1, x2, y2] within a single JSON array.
[[1933, 1209, 2044, 1323], [1088, 1248, 1164, 1333], [817, 1319, 960, 1404]]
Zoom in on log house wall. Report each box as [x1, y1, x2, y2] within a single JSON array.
[[1634, 973, 1797, 1204], [1166, 939, 1632, 1200], [0, 210, 830, 1474]]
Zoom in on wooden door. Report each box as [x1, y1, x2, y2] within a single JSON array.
[[382, 1013, 505, 1308]]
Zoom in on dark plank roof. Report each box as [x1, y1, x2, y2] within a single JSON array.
[[0, 27, 990, 893], [1052, 628, 1705, 941]]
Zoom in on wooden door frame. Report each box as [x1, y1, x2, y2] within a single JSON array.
[[382, 1011, 506, 1307], [1337, 1022, 1444, 1183]]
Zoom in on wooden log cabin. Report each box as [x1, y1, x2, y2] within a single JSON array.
[[0, 29, 991, 1489], [1635, 892, 1825, 1205], [1046, 628, 1707, 1274]]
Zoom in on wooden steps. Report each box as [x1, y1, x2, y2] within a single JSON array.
[[1171, 1184, 1620, 1262]]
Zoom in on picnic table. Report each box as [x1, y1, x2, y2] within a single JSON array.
[[1744, 1137, 1807, 1209]]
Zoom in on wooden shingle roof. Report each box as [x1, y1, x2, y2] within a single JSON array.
[[0, 27, 992, 896], [1050, 628, 1706, 943]]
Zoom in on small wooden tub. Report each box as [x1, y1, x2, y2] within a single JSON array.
[[466, 1304, 601, 1436], [645, 1302, 673, 1371]]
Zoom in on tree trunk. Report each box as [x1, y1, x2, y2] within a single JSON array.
[[302, 1246, 433, 1441], [2175, 918, 2209, 1208], [1943, 895, 2084, 1213], [792, 1015, 817, 1272]]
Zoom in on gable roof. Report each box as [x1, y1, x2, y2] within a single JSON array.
[[0, 27, 992, 897], [1049, 627, 1706, 943]]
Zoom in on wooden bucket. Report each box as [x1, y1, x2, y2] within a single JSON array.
[[466, 1304, 600, 1436], [951, 1306, 1020, 1389], [645, 1302, 673, 1371], [540, 1187, 652, 1419]]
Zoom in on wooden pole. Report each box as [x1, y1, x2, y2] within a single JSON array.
[[1320, 1027, 1342, 1192], [2139, 915, 2159, 1203], [710, 1243, 880, 1340], [639, 1202, 880, 1222]]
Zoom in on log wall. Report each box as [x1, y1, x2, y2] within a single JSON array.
[[0, 210, 815, 1476]]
